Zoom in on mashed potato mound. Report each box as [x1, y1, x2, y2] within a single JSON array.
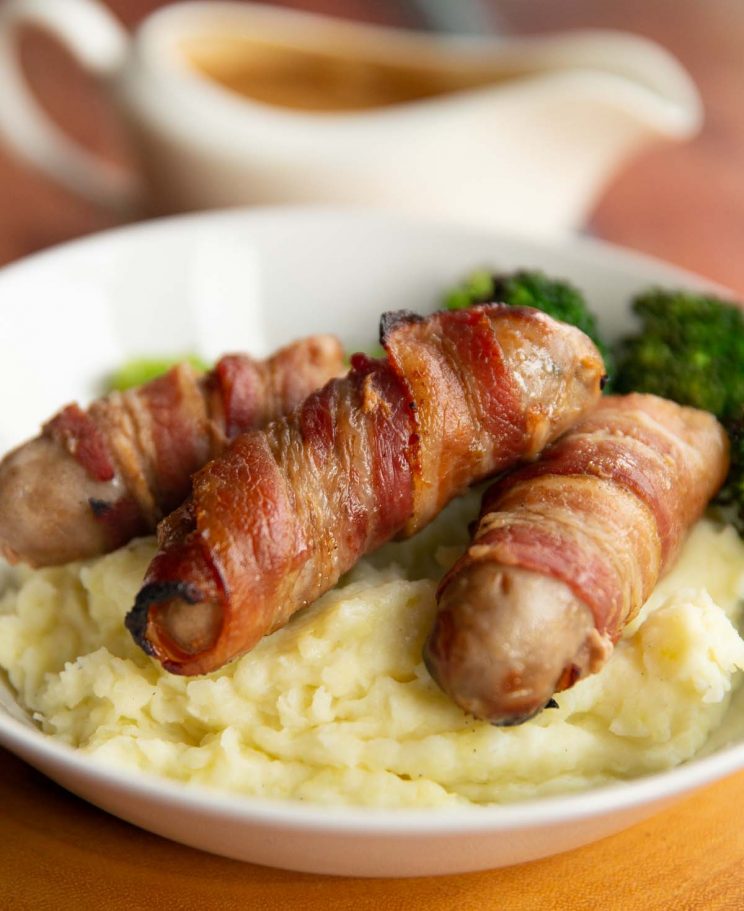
[[2, 497, 744, 808]]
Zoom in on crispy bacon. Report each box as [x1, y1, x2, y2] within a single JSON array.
[[426, 393, 730, 725], [126, 305, 605, 676], [0, 336, 344, 567]]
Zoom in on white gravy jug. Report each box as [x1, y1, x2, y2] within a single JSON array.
[[0, 0, 702, 234]]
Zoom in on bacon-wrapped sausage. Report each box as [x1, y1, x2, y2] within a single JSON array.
[[126, 304, 605, 676], [426, 393, 729, 725], [0, 336, 344, 567]]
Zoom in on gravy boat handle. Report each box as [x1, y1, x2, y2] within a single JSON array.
[[0, 0, 141, 212]]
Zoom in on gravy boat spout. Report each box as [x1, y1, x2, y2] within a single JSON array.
[[453, 28, 702, 233]]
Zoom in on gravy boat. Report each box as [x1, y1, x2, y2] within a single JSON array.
[[0, 0, 702, 233]]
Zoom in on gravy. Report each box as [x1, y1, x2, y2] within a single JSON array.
[[184, 35, 499, 112]]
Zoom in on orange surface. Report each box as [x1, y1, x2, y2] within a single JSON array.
[[2, 1, 744, 907], [3, 745, 744, 910]]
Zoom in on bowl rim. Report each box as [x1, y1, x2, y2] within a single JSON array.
[[0, 203, 726, 295], [3, 701, 743, 833], [0, 204, 739, 835]]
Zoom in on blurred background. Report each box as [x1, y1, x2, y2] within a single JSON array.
[[2, 0, 743, 291]]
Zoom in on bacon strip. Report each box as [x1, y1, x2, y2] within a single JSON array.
[[45, 404, 117, 483], [426, 393, 730, 725], [0, 336, 344, 567], [126, 305, 605, 676]]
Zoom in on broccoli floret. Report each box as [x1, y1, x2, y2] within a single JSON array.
[[107, 354, 210, 392], [615, 288, 744, 535], [445, 269, 614, 388], [444, 269, 495, 311], [615, 288, 744, 420]]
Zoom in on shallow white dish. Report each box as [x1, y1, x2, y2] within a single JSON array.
[[1, 207, 743, 878]]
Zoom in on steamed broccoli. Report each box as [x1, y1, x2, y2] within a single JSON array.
[[445, 269, 614, 387], [107, 354, 210, 392], [615, 288, 744, 420], [615, 288, 744, 533]]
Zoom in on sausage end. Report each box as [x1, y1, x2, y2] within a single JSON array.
[[426, 562, 605, 725]]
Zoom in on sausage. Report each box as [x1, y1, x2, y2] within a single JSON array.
[[0, 336, 344, 567], [425, 393, 730, 725], [125, 304, 605, 675]]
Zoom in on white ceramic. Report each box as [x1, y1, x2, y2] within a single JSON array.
[[0, 0, 702, 232], [1, 208, 742, 878]]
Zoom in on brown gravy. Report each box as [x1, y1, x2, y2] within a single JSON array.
[[183, 35, 499, 112]]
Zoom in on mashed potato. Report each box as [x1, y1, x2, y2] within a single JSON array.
[[2, 495, 744, 808]]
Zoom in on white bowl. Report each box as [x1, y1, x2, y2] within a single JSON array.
[[1, 207, 742, 877]]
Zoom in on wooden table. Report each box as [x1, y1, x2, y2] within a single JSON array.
[[2, 1, 744, 907], [3, 743, 744, 911]]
